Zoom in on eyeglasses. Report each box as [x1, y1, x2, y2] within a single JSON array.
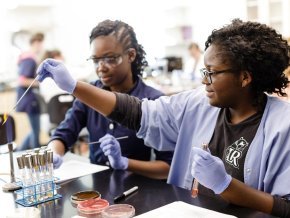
[[200, 68, 233, 84], [87, 54, 123, 69], [87, 48, 133, 69]]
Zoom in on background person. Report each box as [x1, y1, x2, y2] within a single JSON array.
[[39, 49, 66, 103], [16, 32, 45, 151], [45, 20, 173, 179], [186, 42, 204, 81]]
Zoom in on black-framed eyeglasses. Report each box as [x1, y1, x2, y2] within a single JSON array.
[[200, 68, 233, 84], [87, 48, 132, 69]]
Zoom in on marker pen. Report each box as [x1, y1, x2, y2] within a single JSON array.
[[114, 186, 138, 202]]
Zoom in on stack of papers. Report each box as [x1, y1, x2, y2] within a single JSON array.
[[54, 160, 109, 184], [135, 201, 237, 218]]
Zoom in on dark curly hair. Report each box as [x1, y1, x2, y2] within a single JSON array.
[[205, 19, 290, 101], [89, 20, 147, 81]]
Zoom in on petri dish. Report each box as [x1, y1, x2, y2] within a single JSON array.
[[71, 190, 101, 207], [77, 198, 109, 216], [101, 204, 135, 218]]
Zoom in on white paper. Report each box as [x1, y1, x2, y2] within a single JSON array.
[[54, 160, 109, 184], [135, 201, 237, 218]]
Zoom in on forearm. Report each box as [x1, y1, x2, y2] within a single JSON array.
[[127, 159, 170, 180], [220, 178, 273, 214], [19, 76, 39, 87], [47, 139, 66, 156], [73, 81, 116, 116]]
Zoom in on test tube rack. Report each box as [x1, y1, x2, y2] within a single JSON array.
[[14, 178, 62, 207]]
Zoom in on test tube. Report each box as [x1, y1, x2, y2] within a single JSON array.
[[16, 156, 25, 185], [46, 151, 54, 197], [24, 155, 35, 204], [38, 152, 47, 176], [46, 151, 53, 178], [38, 152, 47, 200], [31, 153, 41, 199], [32, 153, 40, 182], [24, 155, 34, 185], [191, 143, 209, 198]]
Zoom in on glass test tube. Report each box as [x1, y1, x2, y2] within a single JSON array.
[[191, 143, 209, 198], [24, 155, 35, 204], [16, 156, 25, 185], [32, 153, 40, 182], [46, 151, 54, 197], [38, 152, 47, 200], [32, 153, 41, 199]]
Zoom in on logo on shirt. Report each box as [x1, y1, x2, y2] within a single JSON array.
[[225, 137, 248, 169]]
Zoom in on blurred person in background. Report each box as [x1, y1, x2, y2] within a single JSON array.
[[187, 42, 204, 81], [43, 49, 64, 61], [39, 49, 66, 103], [16, 32, 45, 151], [44, 20, 173, 179]]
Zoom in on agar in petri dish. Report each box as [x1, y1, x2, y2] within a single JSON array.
[[71, 190, 101, 207], [77, 198, 109, 216], [101, 204, 135, 218]]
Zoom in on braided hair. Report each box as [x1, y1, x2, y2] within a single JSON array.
[[89, 20, 147, 81], [205, 19, 290, 103]]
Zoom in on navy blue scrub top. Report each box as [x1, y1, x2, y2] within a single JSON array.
[[16, 57, 40, 114], [51, 77, 173, 165]]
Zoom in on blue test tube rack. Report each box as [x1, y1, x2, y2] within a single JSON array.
[[14, 178, 62, 207]]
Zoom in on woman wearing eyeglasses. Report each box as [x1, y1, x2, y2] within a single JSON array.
[[44, 20, 173, 180], [38, 19, 290, 217]]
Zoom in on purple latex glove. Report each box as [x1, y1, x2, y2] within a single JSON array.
[[99, 134, 128, 170], [53, 153, 63, 169], [191, 147, 232, 194], [37, 58, 77, 94]]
